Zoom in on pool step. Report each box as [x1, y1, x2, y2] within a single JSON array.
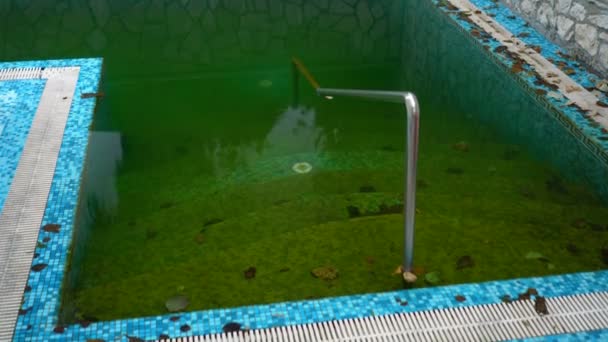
[[163, 291, 608, 341]]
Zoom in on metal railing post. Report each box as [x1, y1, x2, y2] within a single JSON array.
[[315, 88, 420, 273]]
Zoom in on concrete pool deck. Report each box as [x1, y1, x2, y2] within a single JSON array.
[[1, 0, 608, 341]]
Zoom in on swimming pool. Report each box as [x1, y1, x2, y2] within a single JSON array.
[[1, 0, 608, 340]]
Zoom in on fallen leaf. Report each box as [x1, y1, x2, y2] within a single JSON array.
[[425, 271, 441, 284], [165, 296, 189, 312]]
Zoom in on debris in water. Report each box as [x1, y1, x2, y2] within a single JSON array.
[[127, 336, 145, 342], [534, 296, 549, 315], [501, 295, 512, 303], [169, 316, 180, 322], [412, 266, 426, 276], [160, 201, 174, 209], [42, 224, 60, 233], [456, 255, 475, 270], [223, 322, 242, 333], [403, 271, 417, 283], [424, 271, 440, 285], [292, 162, 312, 174], [31, 264, 47, 272], [455, 295, 466, 302], [525, 251, 545, 260], [359, 185, 376, 193], [571, 218, 587, 229], [259, 79, 273, 87], [446, 167, 464, 175], [81, 92, 105, 99], [546, 175, 568, 194], [244, 266, 257, 279], [165, 296, 189, 312], [566, 243, 580, 255], [311, 266, 339, 280], [204, 218, 223, 227], [452, 141, 470, 152], [53, 326, 65, 333], [601, 247, 608, 265], [180, 325, 191, 332], [347, 205, 361, 218]]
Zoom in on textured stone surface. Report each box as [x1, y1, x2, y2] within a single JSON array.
[[502, 0, 607, 76], [575, 23, 599, 56]]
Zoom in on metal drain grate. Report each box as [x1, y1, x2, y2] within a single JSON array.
[[164, 291, 608, 341], [0, 68, 43, 80]]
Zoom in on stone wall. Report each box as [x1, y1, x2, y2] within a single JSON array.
[[0, 0, 403, 78], [500, 0, 608, 77]]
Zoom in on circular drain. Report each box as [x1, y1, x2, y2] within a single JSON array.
[[292, 162, 312, 174], [259, 79, 273, 88]]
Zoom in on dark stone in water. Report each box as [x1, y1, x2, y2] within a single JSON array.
[[380, 145, 398, 152], [601, 247, 608, 265], [180, 325, 191, 332], [223, 322, 242, 333], [455, 295, 466, 302], [160, 202, 174, 209], [244, 266, 257, 279], [446, 167, 464, 175], [18, 307, 32, 315], [456, 256, 474, 270], [159, 334, 171, 340], [566, 243, 580, 255], [43, 224, 60, 233], [417, 179, 429, 189], [53, 326, 65, 333], [377, 203, 402, 215], [546, 176, 568, 195], [42, 237, 51, 243], [31, 264, 47, 272], [359, 185, 376, 193], [204, 218, 224, 227], [571, 218, 587, 229], [146, 229, 158, 240], [519, 186, 536, 199], [347, 205, 361, 218], [169, 316, 180, 322], [503, 147, 520, 160], [534, 296, 549, 315]]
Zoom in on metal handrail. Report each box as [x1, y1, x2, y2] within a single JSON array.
[[292, 60, 420, 274]]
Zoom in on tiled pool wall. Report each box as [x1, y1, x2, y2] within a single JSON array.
[[4, 1, 608, 341], [401, 0, 608, 202]]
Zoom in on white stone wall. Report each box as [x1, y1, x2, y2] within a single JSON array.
[[502, 0, 608, 76]]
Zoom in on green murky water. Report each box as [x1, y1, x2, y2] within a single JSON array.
[[1, 0, 607, 323]]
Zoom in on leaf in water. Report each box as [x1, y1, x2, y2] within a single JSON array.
[[425, 271, 441, 285], [525, 251, 545, 260], [165, 296, 189, 312]]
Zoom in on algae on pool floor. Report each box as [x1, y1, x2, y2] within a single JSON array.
[[63, 66, 608, 322]]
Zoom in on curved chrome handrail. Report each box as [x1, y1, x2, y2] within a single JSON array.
[[316, 88, 420, 272]]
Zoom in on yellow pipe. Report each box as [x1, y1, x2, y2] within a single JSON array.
[[292, 57, 320, 90]]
